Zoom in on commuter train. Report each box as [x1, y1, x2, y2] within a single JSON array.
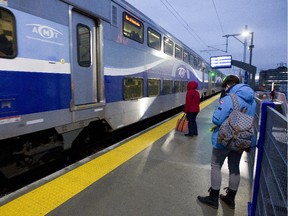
[[0, 0, 223, 179]]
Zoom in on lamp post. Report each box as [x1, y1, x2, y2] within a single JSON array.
[[248, 31, 254, 65], [222, 25, 254, 83], [201, 62, 206, 90]]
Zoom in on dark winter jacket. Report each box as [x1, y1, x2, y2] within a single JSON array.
[[184, 81, 200, 113]]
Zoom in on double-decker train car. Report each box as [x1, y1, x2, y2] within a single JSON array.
[[0, 0, 222, 179]]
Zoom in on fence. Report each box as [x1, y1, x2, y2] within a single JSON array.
[[248, 94, 287, 216]]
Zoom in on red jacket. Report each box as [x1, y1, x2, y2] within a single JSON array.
[[184, 81, 200, 113]]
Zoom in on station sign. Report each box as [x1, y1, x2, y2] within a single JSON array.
[[210, 55, 232, 69]]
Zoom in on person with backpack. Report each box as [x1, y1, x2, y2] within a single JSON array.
[[197, 75, 256, 209]]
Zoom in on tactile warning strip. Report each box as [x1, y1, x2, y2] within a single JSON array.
[[0, 95, 219, 215]]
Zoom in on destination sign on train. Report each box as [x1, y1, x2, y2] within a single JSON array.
[[125, 13, 141, 27], [210, 55, 232, 69]]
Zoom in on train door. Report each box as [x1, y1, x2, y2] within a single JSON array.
[[71, 10, 97, 108]]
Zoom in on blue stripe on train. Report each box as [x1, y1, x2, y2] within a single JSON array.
[[0, 71, 71, 118]]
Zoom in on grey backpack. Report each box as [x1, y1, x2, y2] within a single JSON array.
[[217, 93, 254, 151]]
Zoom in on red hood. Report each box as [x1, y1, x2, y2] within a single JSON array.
[[187, 81, 198, 90]]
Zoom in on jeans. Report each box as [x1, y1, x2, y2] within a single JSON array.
[[211, 147, 243, 191], [186, 112, 198, 135]]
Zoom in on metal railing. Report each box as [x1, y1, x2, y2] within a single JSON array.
[[248, 94, 287, 216]]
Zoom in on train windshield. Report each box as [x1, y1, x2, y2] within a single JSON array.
[[0, 8, 16, 58]]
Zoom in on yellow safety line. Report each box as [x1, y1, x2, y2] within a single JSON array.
[[0, 95, 219, 215]]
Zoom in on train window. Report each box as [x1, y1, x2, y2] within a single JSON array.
[[182, 81, 188, 92], [77, 24, 91, 67], [183, 50, 189, 63], [198, 60, 203, 68], [189, 54, 195, 66], [0, 9, 16, 58], [164, 37, 173, 56], [123, 12, 144, 43], [163, 80, 173, 95], [174, 80, 181, 93], [148, 79, 161, 97], [147, 27, 161, 51], [175, 44, 182, 59], [123, 77, 143, 100], [194, 57, 200, 68]]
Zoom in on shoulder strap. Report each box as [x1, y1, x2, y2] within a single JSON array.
[[228, 93, 240, 110]]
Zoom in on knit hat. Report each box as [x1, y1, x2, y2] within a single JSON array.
[[222, 75, 240, 88]]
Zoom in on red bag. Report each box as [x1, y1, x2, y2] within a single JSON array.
[[176, 114, 188, 132]]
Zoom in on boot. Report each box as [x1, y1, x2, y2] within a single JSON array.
[[220, 187, 237, 209], [197, 187, 219, 209]]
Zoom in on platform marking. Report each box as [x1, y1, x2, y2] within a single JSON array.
[[0, 95, 219, 215]]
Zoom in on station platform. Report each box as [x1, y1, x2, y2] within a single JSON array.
[[0, 95, 251, 216]]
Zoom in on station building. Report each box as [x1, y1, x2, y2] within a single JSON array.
[[258, 65, 288, 97]]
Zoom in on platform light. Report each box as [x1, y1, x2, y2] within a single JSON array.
[[222, 25, 255, 86], [241, 31, 250, 37]]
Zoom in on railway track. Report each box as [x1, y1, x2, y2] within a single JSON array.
[[0, 105, 183, 198]]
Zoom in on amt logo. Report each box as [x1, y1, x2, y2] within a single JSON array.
[[176, 67, 187, 78], [27, 24, 63, 39]]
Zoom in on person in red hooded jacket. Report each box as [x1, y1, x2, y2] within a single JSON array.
[[183, 81, 201, 137]]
